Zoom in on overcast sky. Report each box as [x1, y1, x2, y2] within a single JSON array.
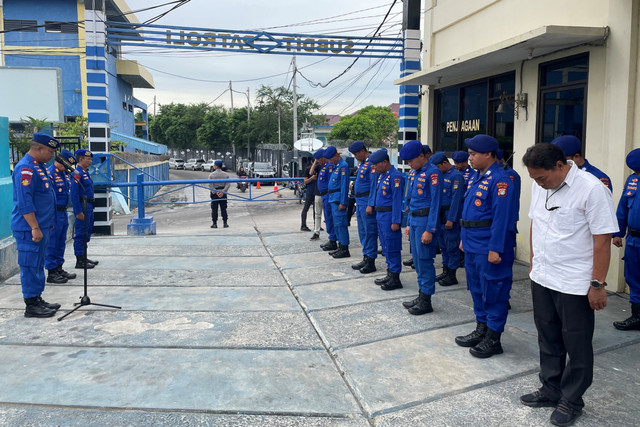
[[123, 0, 407, 116]]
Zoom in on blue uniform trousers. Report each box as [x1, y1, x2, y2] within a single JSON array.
[[73, 206, 94, 256], [322, 195, 336, 242], [377, 211, 402, 273], [624, 245, 640, 303], [14, 229, 51, 298], [356, 198, 377, 258], [330, 202, 349, 245], [45, 210, 69, 270], [410, 219, 437, 295], [438, 222, 461, 270], [464, 251, 513, 333]]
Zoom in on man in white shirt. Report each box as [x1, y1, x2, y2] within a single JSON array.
[[521, 143, 618, 427]]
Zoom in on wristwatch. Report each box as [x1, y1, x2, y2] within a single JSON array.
[[590, 280, 607, 289]]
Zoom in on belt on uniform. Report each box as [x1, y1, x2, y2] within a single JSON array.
[[56, 206, 68, 211], [629, 228, 640, 238], [320, 190, 328, 196], [354, 191, 370, 197], [375, 206, 392, 212], [410, 208, 430, 217], [327, 189, 339, 194], [460, 219, 493, 228]]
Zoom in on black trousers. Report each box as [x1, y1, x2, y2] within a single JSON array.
[[300, 192, 315, 226], [210, 192, 228, 223], [531, 280, 594, 409]]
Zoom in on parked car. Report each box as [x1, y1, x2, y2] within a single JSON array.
[[184, 158, 205, 171], [249, 161, 276, 184], [203, 159, 227, 172], [169, 158, 185, 169]]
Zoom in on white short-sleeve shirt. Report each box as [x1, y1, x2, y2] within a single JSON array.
[[528, 161, 619, 295]]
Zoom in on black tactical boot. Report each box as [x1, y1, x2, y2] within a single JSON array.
[[37, 296, 61, 310], [57, 265, 76, 280], [613, 302, 640, 331], [211, 222, 217, 228], [374, 269, 392, 286], [381, 272, 403, 291], [331, 244, 350, 259], [408, 291, 433, 315], [469, 328, 503, 358], [455, 322, 488, 347], [223, 221, 229, 228], [435, 266, 449, 281], [86, 258, 99, 265], [24, 297, 56, 318], [402, 258, 414, 267], [438, 268, 458, 286], [321, 240, 338, 251], [402, 292, 421, 309], [352, 256, 367, 270], [47, 269, 67, 284], [75, 256, 95, 269], [359, 256, 377, 274]]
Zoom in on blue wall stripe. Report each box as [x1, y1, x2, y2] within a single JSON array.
[[88, 112, 109, 123], [88, 99, 108, 110], [399, 106, 419, 117], [87, 86, 107, 97], [399, 118, 419, 128], [86, 59, 106, 70], [85, 46, 106, 57], [87, 72, 106, 84], [399, 85, 419, 94], [400, 95, 420, 105]]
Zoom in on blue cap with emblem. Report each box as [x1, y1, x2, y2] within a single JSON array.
[[323, 146, 338, 159], [451, 150, 469, 163], [551, 135, 581, 157], [75, 149, 93, 158], [32, 132, 60, 149], [465, 134, 498, 153], [626, 148, 640, 171], [399, 140, 425, 161], [368, 148, 388, 164], [214, 160, 223, 167], [430, 152, 446, 165], [496, 148, 504, 161], [348, 141, 365, 153], [313, 148, 325, 159], [60, 149, 77, 165]]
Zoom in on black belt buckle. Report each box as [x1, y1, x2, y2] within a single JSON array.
[[410, 208, 430, 217], [56, 206, 68, 212], [629, 228, 640, 238], [375, 206, 392, 212], [354, 192, 370, 198], [320, 191, 328, 196]]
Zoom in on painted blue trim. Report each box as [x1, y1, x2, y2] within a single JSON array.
[[400, 95, 420, 105], [399, 85, 419, 94], [87, 86, 107, 97], [88, 99, 107, 110], [399, 106, 419, 117], [88, 112, 109, 123], [401, 60, 421, 71], [86, 46, 106, 57], [87, 72, 106, 84], [399, 118, 419, 128], [86, 59, 106, 70]]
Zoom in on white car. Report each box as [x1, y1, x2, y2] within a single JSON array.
[[169, 158, 185, 169], [203, 159, 227, 172], [184, 158, 205, 171]]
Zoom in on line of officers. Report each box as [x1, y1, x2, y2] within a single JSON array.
[[10, 133, 99, 318], [312, 134, 639, 359]]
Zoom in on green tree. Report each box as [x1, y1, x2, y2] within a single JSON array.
[[196, 105, 230, 149], [327, 105, 398, 147], [149, 103, 210, 148], [57, 116, 88, 147], [9, 116, 50, 155]]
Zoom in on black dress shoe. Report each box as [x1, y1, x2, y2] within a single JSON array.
[[310, 233, 319, 241], [550, 401, 582, 426], [300, 225, 311, 232], [520, 390, 559, 408], [86, 258, 99, 265], [211, 223, 217, 228], [223, 221, 229, 228]]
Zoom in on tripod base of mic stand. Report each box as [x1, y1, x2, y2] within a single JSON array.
[[57, 295, 121, 321]]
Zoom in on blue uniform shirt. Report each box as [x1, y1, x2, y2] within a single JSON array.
[[374, 165, 404, 225], [11, 153, 56, 232], [441, 167, 464, 223], [70, 164, 94, 215], [503, 163, 521, 224], [461, 161, 514, 255], [462, 166, 474, 190], [328, 158, 350, 206], [354, 158, 373, 198], [408, 163, 442, 233], [48, 164, 70, 207], [614, 173, 640, 247], [581, 159, 612, 192], [317, 162, 334, 194]]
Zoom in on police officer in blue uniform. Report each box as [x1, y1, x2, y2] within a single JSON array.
[[552, 135, 612, 192], [71, 149, 99, 269], [431, 152, 464, 287], [44, 149, 78, 284], [399, 141, 442, 313], [370, 148, 404, 290], [325, 146, 351, 258], [11, 133, 62, 317], [318, 149, 337, 251], [402, 166, 418, 270], [452, 150, 474, 189], [348, 141, 377, 273], [612, 148, 640, 330], [455, 134, 515, 358]]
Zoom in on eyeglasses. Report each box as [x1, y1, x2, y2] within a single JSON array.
[[545, 182, 567, 211]]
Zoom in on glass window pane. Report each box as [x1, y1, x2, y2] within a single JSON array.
[[460, 82, 487, 141], [542, 55, 588, 86], [540, 87, 585, 142], [439, 88, 459, 152], [490, 75, 515, 98]]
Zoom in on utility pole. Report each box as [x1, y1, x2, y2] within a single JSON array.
[[229, 80, 235, 156], [292, 56, 298, 147], [277, 101, 282, 177], [246, 87, 251, 160]]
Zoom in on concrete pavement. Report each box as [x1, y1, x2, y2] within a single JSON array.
[[0, 194, 639, 426]]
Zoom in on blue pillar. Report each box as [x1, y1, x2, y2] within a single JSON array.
[[0, 117, 12, 239], [127, 173, 156, 236]]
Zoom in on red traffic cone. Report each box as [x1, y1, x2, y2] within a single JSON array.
[[257, 181, 261, 189], [274, 182, 279, 193]]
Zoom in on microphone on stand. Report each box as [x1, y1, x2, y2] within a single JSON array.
[[55, 153, 76, 174]]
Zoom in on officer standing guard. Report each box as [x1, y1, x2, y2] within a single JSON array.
[[325, 146, 351, 258], [399, 141, 442, 313], [11, 133, 62, 317], [71, 149, 99, 269], [456, 134, 515, 358], [44, 149, 78, 284], [348, 141, 377, 273], [452, 150, 474, 188], [369, 148, 404, 290], [612, 148, 640, 330], [402, 166, 417, 270], [431, 152, 464, 287], [318, 149, 337, 252], [552, 135, 612, 191]]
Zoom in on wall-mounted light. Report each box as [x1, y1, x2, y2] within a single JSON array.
[[496, 91, 528, 120]]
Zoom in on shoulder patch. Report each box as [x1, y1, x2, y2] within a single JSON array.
[[497, 182, 508, 197], [430, 173, 439, 186]]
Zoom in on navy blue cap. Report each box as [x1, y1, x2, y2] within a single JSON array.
[[75, 149, 93, 158], [552, 135, 581, 157], [430, 152, 446, 165], [323, 146, 338, 159], [59, 149, 77, 165], [399, 140, 425, 161], [369, 148, 388, 164], [496, 148, 504, 161], [313, 148, 325, 159], [465, 134, 498, 153], [348, 141, 365, 153], [214, 160, 223, 167], [451, 151, 469, 163], [32, 132, 59, 149], [626, 148, 640, 171]]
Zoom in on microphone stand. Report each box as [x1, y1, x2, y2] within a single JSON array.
[[57, 157, 120, 321]]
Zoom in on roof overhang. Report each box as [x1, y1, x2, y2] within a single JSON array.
[[107, 0, 141, 24], [395, 25, 608, 86], [116, 59, 155, 89]]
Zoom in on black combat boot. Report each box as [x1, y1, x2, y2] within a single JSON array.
[[469, 328, 503, 358], [57, 265, 76, 280], [75, 256, 95, 269], [24, 297, 56, 318], [613, 302, 640, 331], [455, 322, 488, 347], [402, 258, 414, 267], [438, 268, 458, 286], [321, 240, 338, 251], [223, 221, 229, 228], [47, 269, 67, 284], [359, 256, 376, 274], [435, 266, 449, 281], [211, 222, 217, 228], [402, 292, 421, 309], [37, 296, 61, 310], [352, 256, 367, 270], [374, 269, 392, 286], [381, 272, 403, 291], [331, 244, 350, 259], [408, 291, 433, 315]]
